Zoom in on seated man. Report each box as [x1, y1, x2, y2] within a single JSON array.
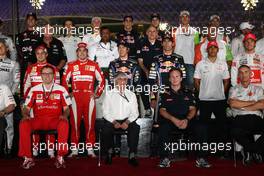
[[0, 84, 16, 155], [19, 65, 72, 169], [229, 65, 264, 166], [102, 72, 140, 166], [158, 68, 211, 168]]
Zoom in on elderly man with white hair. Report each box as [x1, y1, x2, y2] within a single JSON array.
[[102, 72, 140, 167], [82, 16, 102, 49]]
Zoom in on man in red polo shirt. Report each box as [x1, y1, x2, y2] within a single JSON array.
[[19, 65, 71, 169]]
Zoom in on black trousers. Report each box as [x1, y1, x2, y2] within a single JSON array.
[[0, 117, 7, 149], [199, 100, 229, 143], [158, 119, 208, 159], [140, 78, 151, 110], [232, 114, 264, 154], [102, 120, 140, 155]]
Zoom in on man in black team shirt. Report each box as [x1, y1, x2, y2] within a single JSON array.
[[137, 25, 163, 117], [16, 13, 41, 94], [37, 24, 67, 75], [150, 13, 165, 42], [116, 15, 140, 61]]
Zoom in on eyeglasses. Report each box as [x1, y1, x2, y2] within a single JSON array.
[[41, 72, 54, 76]]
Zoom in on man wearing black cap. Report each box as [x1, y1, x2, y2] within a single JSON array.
[[0, 18, 17, 61], [150, 13, 165, 42], [116, 15, 140, 61], [16, 12, 42, 94], [137, 25, 163, 117]]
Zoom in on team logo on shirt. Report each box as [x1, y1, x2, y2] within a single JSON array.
[[248, 91, 253, 96], [74, 65, 79, 71], [37, 94, 43, 100], [31, 67, 37, 74], [50, 93, 60, 100]]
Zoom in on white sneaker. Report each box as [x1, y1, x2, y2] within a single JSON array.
[[55, 156, 66, 168], [68, 149, 78, 158], [48, 149, 55, 159], [33, 148, 38, 157], [22, 157, 35, 169], [87, 148, 96, 158]]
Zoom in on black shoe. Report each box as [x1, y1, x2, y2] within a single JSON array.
[[241, 150, 252, 166], [128, 157, 139, 167], [105, 153, 112, 165], [252, 153, 263, 164]]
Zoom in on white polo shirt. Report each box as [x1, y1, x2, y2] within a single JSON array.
[[194, 58, 230, 100], [88, 41, 119, 68], [58, 36, 81, 62], [0, 84, 16, 111], [229, 84, 264, 118]]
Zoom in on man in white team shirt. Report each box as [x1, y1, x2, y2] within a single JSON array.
[[89, 26, 119, 70], [229, 65, 264, 166], [231, 33, 264, 89], [231, 22, 254, 57], [194, 41, 230, 155], [209, 14, 230, 44], [256, 24, 264, 55], [173, 10, 199, 88], [58, 19, 81, 62], [0, 84, 16, 155], [82, 16, 101, 48]]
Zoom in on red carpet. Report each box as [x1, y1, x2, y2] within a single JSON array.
[[0, 157, 263, 176]]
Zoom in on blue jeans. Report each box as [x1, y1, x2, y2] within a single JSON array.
[[184, 64, 195, 89]]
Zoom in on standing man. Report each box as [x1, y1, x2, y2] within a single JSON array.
[[194, 26, 233, 66], [231, 22, 254, 57], [37, 24, 67, 74], [150, 13, 165, 42], [19, 65, 71, 169], [231, 33, 264, 88], [194, 41, 230, 153], [116, 15, 140, 61], [23, 45, 60, 98], [0, 39, 20, 153], [149, 35, 186, 88], [102, 72, 140, 166], [229, 65, 264, 166], [137, 25, 163, 116], [109, 42, 140, 88], [82, 17, 102, 49], [89, 26, 119, 120], [89, 26, 119, 73], [58, 19, 81, 62], [173, 10, 200, 88], [0, 18, 17, 61], [16, 13, 41, 93], [209, 14, 230, 43], [0, 85, 16, 155], [62, 42, 105, 157]]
